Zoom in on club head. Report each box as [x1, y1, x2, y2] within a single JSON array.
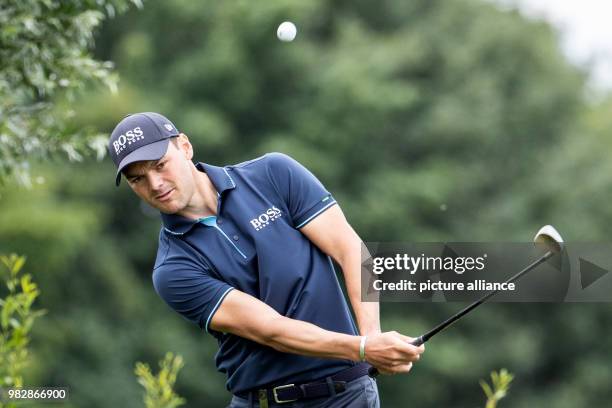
[[533, 225, 564, 253]]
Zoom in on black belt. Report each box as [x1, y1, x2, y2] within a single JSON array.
[[235, 363, 371, 405]]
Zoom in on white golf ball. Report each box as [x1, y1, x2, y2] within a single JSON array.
[[277, 21, 297, 42]]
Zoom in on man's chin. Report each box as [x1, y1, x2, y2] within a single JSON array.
[[152, 201, 182, 215]]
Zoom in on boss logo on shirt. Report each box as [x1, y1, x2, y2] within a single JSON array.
[[250, 206, 282, 231]]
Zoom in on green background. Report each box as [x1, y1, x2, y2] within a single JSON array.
[[2, 0, 612, 406]]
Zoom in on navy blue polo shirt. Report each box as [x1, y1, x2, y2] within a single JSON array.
[[151, 152, 359, 393]]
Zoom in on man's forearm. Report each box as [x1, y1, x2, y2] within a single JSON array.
[[211, 289, 423, 374], [338, 239, 380, 335], [340, 243, 381, 335], [297, 206, 381, 335], [352, 300, 380, 335], [211, 289, 362, 361], [265, 316, 425, 376], [264, 315, 362, 361]]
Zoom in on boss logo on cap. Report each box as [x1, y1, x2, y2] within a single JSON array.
[[113, 126, 144, 155], [164, 123, 174, 131]]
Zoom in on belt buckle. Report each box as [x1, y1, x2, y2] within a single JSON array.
[[272, 384, 297, 404]]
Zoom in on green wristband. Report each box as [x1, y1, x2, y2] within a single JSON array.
[[359, 336, 367, 362]]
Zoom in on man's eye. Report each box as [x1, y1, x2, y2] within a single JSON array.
[[157, 162, 166, 170], [130, 177, 142, 183]]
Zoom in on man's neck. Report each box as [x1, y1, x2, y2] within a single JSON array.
[[177, 169, 218, 220]]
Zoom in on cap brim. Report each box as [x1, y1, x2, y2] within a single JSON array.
[[115, 138, 171, 186]]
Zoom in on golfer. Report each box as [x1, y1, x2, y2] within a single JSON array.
[[108, 112, 424, 407]]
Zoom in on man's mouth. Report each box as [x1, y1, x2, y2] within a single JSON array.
[[155, 188, 174, 201]]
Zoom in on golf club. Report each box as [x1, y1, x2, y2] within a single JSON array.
[[368, 225, 564, 377]]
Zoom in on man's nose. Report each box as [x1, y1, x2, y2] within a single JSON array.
[[147, 172, 164, 190]]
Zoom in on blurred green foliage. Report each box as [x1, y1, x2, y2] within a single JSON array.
[[481, 369, 513, 408], [0, 0, 141, 186], [0, 255, 44, 397], [134, 352, 185, 408], [1, 0, 612, 407]]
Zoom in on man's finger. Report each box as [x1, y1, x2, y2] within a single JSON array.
[[394, 339, 425, 358], [393, 362, 413, 374]]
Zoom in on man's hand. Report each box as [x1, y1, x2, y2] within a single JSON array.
[[364, 331, 425, 375]]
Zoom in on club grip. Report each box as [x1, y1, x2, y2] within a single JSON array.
[[411, 336, 424, 346], [367, 336, 425, 377]]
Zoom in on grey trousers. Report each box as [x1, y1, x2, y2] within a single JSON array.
[[227, 375, 380, 408]]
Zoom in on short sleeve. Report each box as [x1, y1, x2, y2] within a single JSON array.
[[152, 261, 234, 338], [265, 152, 337, 228]]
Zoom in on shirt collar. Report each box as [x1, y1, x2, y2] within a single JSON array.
[[160, 162, 236, 235]]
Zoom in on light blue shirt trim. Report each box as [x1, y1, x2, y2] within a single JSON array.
[[295, 200, 337, 229], [198, 216, 217, 226], [215, 225, 248, 259], [198, 217, 247, 259], [205, 287, 234, 333], [164, 227, 185, 236], [223, 168, 236, 188]]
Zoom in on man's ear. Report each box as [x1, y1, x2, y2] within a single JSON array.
[[176, 133, 194, 160]]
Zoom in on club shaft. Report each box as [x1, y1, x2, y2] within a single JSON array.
[[369, 250, 554, 377], [416, 250, 552, 343]]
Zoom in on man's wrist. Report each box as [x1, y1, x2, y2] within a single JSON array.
[[360, 326, 381, 336]]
